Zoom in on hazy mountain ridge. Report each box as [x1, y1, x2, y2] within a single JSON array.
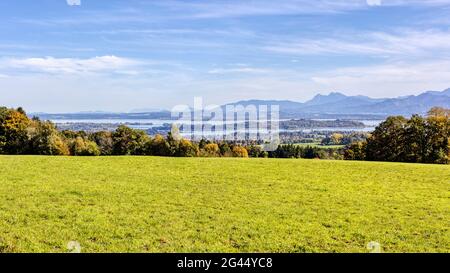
[[32, 88, 450, 120], [230, 88, 450, 117]]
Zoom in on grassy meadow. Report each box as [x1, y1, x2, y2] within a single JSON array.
[[0, 156, 448, 253]]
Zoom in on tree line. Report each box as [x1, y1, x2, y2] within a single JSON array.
[[1, 106, 448, 164], [344, 107, 449, 164], [0, 106, 255, 158], [0, 106, 349, 160]]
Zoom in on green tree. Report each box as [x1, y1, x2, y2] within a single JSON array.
[[148, 134, 171, 156], [70, 137, 101, 156], [199, 139, 208, 149], [272, 144, 301, 158], [425, 107, 449, 164], [344, 141, 367, 161], [89, 131, 114, 155], [303, 146, 319, 159], [403, 115, 427, 163], [175, 139, 198, 157], [330, 133, 344, 145], [246, 145, 265, 158], [366, 116, 407, 162], [112, 125, 150, 155], [218, 142, 232, 157], [61, 130, 87, 140], [28, 120, 70, 155]]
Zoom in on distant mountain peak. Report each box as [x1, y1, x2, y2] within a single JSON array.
[[329, 91, 347, 96], [305, 92, 348, 106], [422, 88, 450, 97], [315, 92, 346, 98]]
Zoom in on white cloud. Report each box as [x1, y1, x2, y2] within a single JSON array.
[[367, 0, 382, 6], [2, 58, 449, 112], [311, 60, 450, 97], [4, 56, 139, 74], [179, 59, 450, 103], [208, 67, 270, 74], [264, 29, 450, 57], [66, 0, 81, 6]]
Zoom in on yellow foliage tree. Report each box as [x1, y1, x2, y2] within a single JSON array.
[[232, 146, 249, 158], [203, 143, 220, 157]]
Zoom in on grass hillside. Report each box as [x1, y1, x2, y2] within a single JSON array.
[[0, 156, 448, 253]]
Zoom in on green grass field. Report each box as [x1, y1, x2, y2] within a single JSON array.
[[0, 156, 448, 253]]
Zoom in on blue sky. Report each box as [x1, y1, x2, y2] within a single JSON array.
[[0, 0, 450, 112]]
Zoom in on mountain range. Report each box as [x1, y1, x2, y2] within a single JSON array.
[[33, 88, 450, 120], [228, 88, 450, 118]]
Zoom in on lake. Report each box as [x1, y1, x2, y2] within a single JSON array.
[[52, 119, 383, 133]]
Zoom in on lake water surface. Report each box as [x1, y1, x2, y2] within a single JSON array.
[[52, 119, 383, 133]]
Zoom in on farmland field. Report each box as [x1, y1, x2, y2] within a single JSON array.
[[0, 156, 448, 253]]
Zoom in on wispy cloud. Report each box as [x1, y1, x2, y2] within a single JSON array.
[[14, 0, 450, 27], [3, 56, 139, 74], [310, 60, 450, 96], [158, 0, 450, 19], [366, 0, 382, 7], [264, 29, 450, 57], [208, 67, 270, 74]]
